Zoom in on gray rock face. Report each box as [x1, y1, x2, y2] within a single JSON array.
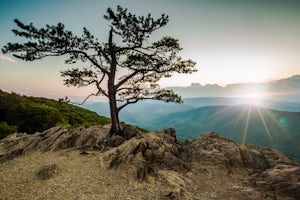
[[186, 132, 300, 199], [0, 127, 299, 199], [253, 165, 300, 199], [0, 125, 109, 161], [100, 128, 186, 180]]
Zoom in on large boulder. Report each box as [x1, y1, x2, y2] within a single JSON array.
[[100, 128, 187, 180]]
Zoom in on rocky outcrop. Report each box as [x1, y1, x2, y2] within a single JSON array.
[[0, 125, 143, 162], [251, 164, 300, 199], [99, 130, 300, 199], [0, 126, 299, 199], [185, 132, 295, 174], [100, 128, 187, 180], [185, 132, 300, 199], [0, 125, 109, 162]]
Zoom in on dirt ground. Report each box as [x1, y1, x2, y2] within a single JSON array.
[[0, 150, 262, 200]]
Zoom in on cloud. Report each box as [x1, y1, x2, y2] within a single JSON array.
[[0, 54, 17, 63]]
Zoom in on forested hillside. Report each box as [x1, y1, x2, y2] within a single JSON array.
[[0, 90, 110, 138]]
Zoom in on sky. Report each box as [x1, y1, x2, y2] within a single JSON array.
[[1, 0, 300, 99]]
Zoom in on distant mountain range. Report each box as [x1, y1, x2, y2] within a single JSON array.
[[82, 97, 300, 161], [83, 96, 300, 120], [167, 75, 300, 103]]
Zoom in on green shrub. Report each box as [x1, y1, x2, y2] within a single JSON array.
[[0, 121, 17, 139]]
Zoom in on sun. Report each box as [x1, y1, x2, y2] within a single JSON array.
[[248, 93, 261, 99], [243, 92, 265, 106]]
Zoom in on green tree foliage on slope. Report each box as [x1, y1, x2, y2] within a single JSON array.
[[0, 122, 17, 139], [0, 90, 110, 139]]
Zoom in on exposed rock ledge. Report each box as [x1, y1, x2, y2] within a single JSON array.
[[0, 125, 299, 199]]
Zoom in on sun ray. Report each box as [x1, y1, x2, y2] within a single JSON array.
[[241, 105, 251, 145], [264, 108, 300, 150], [257, 107, 273, 143], [228, 105, 248, 139], [262, 107, 300, 157], [209, 106, 232, 120], [234, 106, 247, 128], [263, 108, 292, 140]]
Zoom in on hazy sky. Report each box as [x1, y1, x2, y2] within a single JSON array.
[[1, 0, 300, 98]]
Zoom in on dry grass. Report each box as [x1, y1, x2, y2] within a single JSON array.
[[0, 149, 285, 199], [0, 150, 165, 200]]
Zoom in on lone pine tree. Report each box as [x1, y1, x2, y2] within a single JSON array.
[[2, 6, 197, 137]]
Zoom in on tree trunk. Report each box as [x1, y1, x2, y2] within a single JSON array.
[[107, 27, 121, 137], [108, 88, 121, 137]]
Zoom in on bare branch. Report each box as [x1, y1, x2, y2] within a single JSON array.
[[96, 73, 108, 97], [70, 91, 101, 105]]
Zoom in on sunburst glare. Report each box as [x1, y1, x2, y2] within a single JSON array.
[[257, 107, 273, 143], [226, 103, 300, 158], [241, 106, 251, 145]]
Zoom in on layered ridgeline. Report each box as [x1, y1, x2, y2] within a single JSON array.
[[82, 99, 300, 161], [0, 90, 110, 139]]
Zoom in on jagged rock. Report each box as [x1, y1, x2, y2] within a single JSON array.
[[162, 127, 177, 139], [105, 135, 125, 147], [186, 132, 245, 172], [0, 125, 109, 162], [121, 126, 142, 140], [183, 131, 300, 199], [253, 164, 300, 199], [0, 148, 24, 162], [239, 143, 269, 174], [186, 132, 297, 174], [100, 129, 187, 177], [258, 147, 297, 167]]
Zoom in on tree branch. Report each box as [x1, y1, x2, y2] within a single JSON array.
[[65, 50, 109, 75], [96, 73, 108, 97], [116, 70, 140, 89], [70, 92, 101, 105]]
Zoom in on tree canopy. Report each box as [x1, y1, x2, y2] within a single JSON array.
[[2, 6, 197, 136]]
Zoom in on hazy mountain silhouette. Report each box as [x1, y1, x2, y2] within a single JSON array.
[[83, 96, 300, 121], [167, 75, 300, 103]]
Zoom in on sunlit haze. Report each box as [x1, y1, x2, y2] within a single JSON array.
[[1, 0, 300, 99]]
